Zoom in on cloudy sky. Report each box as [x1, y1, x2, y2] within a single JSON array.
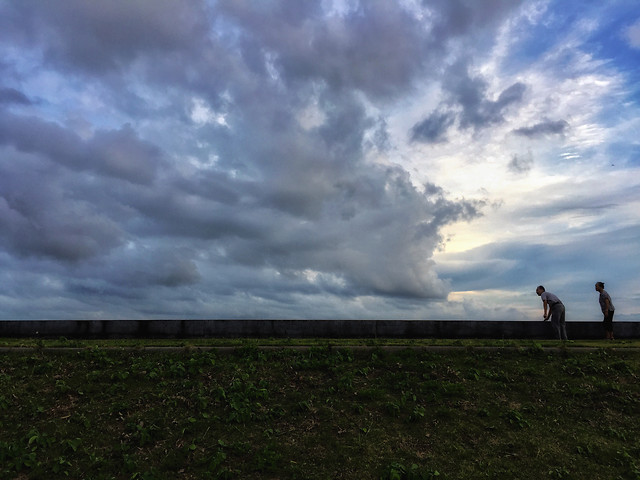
[[1, 0, 639, 321]]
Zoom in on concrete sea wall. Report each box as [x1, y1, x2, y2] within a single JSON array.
[[0, 320, 639, 339]]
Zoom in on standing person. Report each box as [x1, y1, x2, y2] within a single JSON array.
[[536, 285, 568, 340], [595, 282, 615, 340]]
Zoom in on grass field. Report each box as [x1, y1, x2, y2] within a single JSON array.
[[1, 339, 639, 479]]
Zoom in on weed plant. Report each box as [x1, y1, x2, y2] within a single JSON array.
[[0, 343, 639, 479]]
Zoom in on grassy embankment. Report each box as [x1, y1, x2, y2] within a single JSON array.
[[1, 339, 639, 479]]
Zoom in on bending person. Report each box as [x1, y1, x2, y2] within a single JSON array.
[[536, 285, 568, 340]]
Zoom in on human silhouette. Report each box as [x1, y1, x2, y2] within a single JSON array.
[[595, 282, 615, 340], [536, 285, 568, 340]]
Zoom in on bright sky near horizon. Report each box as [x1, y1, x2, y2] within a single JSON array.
[[0, 0, 639, 321]]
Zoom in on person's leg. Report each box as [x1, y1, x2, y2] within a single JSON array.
[[551, 321, 561, 339], [603, 312, 611, 339], [559, 305, 568, 340], [551, 305, 563, 340], [551, 322, 561, 340]]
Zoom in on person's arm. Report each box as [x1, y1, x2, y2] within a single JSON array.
[[542, 299, 549, 320], [604, 297, 611, 313]]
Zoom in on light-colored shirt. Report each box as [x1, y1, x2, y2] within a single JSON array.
[[541, 292, 561, 305], [599, 290, 615, 312]]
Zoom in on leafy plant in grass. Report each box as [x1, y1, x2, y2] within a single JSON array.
[[254, 443, 283, 473], [218, 373, 270, 423], [0, 439, 38, 473], [385, 401, 401, 417], [203, 448, 234, 479], [501, 409, 530, 429], [381, 462, 441, 480]]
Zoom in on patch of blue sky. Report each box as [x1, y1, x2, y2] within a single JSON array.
[[591, 91, 640, 161], [503, 2, 638, 75], [604, 142, 640, 166], [501, 3, 588, 74], [596, 93, 640, 126], [582, 10, 640, 76], [625, 88, 640, 110], [500, 24, 558, 74]]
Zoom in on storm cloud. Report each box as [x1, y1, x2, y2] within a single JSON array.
[[1, 1, 638, 321], [513, 120, 569, 138], [411, 111, 456, 144], [0, 88, 31, 105], [0, 0, 505, 319], [412, 62, 527, 143]]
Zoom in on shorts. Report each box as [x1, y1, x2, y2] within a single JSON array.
[[603, 310, 614, 332]]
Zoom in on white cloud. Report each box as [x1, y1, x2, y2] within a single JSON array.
[[190, 98, 227, 126], [624, 19, 640, 49]]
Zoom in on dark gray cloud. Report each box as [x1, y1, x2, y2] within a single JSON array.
[[223, 165, 483, 299], [0, 100, 481, 301], [412, 60, 527, 142], [411, 111, 456, 143], [88, 125, 164, 185], [0, 151, 124, 262], [0, 87, 31, 105], [216, 0, 526, 100], [446, 61, 527, 130], [0, 0, 535, 319], [369, 116, 392, 152], [428, 0, 527, 37], [96, 247, 202, 289], [0, 0, 211, 75], [0, 112, 163, 185], [508, 151, 534, 174], [513, 119, 569, 138], [217, 1, 427, 98]]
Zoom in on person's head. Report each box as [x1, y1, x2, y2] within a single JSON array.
[[595, 282, 605, 292], [536, 285, 545, 296]]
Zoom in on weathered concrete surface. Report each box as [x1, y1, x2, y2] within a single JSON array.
[[0, 320, 639, 339]]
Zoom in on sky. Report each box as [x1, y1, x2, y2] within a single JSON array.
[[0, 0, 639, 321]]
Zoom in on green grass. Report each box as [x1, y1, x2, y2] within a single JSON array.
[[3, 336, 640, 349], [1, 340, 639, 479]]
